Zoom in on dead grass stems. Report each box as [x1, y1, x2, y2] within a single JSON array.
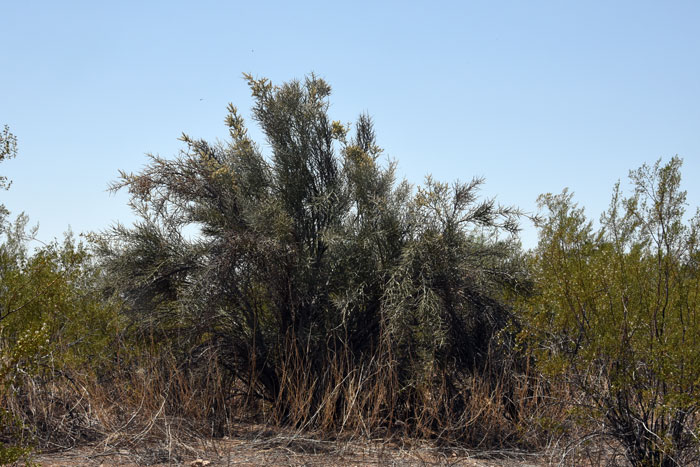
[[3, 336, 582, 464]]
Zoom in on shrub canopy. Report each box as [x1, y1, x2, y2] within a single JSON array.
[[522, 157, 700, 466], [98, 74, 526, 428]]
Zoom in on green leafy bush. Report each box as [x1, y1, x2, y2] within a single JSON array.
[[521, 157, 700, 466], [0, 126, 120, 462]]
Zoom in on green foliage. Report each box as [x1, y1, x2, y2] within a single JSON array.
[[0, 408, 32, 465], [0, 125, 17, 194], [99, 74, 526, 432], [0, 221, 120, 462], [0, 126, 119, 462], [383, 176, 524, 378], [1, 230, 120, 368], [521, 157, 700, 466], [0, 125, 18, 230]]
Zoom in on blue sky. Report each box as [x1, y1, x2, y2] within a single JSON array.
[[2, 1, 699, 249]]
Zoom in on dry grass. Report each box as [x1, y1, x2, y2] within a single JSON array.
[[33, 422, 547, 466], [258, 337, 568, 451], [2, 338, 613, 466]]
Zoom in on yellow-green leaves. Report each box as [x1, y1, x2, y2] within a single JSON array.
[[330, 120, 348, 141], [521, 158, 700, 464]]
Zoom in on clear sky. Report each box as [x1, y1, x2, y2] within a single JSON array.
[[2, 1, 699, 249]]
